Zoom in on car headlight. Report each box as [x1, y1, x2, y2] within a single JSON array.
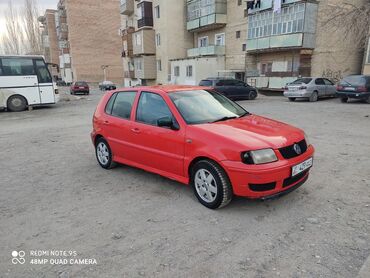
[[304, 132, 311, 146], [241, 149, 278, 165]]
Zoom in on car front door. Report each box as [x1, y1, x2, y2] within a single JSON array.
[[323, 78, 336, 96], [129, 91, 185, 178], [314, 78, 326, 96], [34, 59, 55, 104]]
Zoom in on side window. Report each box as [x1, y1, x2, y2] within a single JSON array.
[[323, 79, 334, 85], [215, 80, 224, 86], [105, 93, 117, 115], [0, 59, 3, 76], [136, 92, 173, 127], [315, 78, 325, 85], [2, 58, 35, 76], [34, 59, 52, 83], [111, 92, 136, 119]]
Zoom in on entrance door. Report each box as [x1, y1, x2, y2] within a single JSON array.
[[34, 59, 55, 104]]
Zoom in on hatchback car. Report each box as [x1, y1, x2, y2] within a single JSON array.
[[91, 86, 314, 209], [199, 78, 258, 100], [70, 81, 89, 95], [99, 81, 116, 91], [283, 77, 336, 102], [336, 75, 370, 103]]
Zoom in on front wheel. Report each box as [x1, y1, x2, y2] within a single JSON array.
[[341, 97, 348, 103], [95, 138, 116, 169], [191, 160, 233, 209], [288, 97, 296, 102], [7, 95, 27, 112]]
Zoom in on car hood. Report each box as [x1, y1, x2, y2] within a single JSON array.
[[193, 114, 304, 150]]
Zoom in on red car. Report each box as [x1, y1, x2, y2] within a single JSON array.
[[91, 86, 314, 209], [70, 81, 89, 95]]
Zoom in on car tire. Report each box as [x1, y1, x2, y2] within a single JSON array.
[[95, 138, 117, 169], [341, 97, 348, 103], [7, 95, 27, 112], [288, 97, 296, 102], [191, 160, 233, 209], [366, 96, 370, 104], [309, 91, 318, 102], [248, 90, 258, 100]]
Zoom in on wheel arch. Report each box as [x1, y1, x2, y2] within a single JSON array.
[[94, 134, 104, 146], [187, 156, 227, 181], [6, 93, 29, 107]]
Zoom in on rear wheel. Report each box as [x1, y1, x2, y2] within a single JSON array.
[[191, 160, 233, 209], [309, 91, 318, 102], [95, 138, 116, 169], [248, 90, 258, 100], [7, 95, 27, 112], [288, 97, 296, 102], [341, 97, 348, 103]]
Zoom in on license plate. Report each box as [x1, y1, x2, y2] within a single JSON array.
[[79, 87, 85, 89], [344, 87, 355, 91], [292, 157, 313, 177]]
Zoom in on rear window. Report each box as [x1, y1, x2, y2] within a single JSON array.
[[199, 80, 213, 86], [339, 76, 366, 86], [75, 82, 88, 86], [290, 78, 312, 85]]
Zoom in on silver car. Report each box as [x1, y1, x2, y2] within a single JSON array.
[[283, 77, 337, 102]]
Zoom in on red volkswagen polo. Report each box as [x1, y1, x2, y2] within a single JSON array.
[[91, 86, 314, 209]]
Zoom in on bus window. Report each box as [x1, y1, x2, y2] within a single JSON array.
[[34, 59, 52, 83], [2, 58, 35, 76]]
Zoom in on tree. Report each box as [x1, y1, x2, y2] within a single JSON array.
[[22, 0, 42, 54]]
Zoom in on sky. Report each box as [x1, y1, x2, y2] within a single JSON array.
[[0, 0, 58, 37]]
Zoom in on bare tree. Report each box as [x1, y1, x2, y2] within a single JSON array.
[[1, 0, 25, 55], [22, 0, 42, 54], [321, 0, 370, 48]]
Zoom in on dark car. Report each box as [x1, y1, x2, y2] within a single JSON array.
[[199, 78, 258, 100], [336, 75, 370, 103], [70, 81, 89, 95], [99, 81, 117, 91]]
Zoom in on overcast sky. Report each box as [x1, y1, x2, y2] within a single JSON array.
[[0, 0, 58, 36]]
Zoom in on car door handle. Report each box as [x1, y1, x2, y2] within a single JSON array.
[[131, 128, 141, 134]]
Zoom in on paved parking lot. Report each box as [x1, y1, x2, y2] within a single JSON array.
[[0, 88, 369, 278]]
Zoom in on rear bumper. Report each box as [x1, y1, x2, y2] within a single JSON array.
[[221, 145, 314, 198], [283, 90, 311, 98], [336, 91, 370, 99]]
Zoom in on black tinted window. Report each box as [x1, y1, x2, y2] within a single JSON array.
[[136, 92, 173, 126], [105, 93, 117, 114], [315, 78, 325, 85], [291, 78, 312, 84], [223, 79, 243, 86], [2, 58, 35, 76], [199, 80, 213, 86], [339, 76, 366, 86], [35, 59, 52, 83], [111, 92, 136, 119], [75, 81, 88, 86]]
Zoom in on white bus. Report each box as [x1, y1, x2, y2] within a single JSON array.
[[0, 55, 59, 112]]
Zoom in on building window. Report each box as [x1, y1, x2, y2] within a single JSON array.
[[136, 60, 142, 70], [187, 0, 217, 21], [215, 33, 225, 46], [174, 66, 180, 76], [135, 33, 142, 46], [157, 60, 162, 71], [247, 3, 305, 40], [236, 31, 241, 39], [261, 63, 272, 74], [155, 33, 161, 46], [154, 5, 160, 18], [238, 0, 242, 6], [186, 65, 193, 77], [242, 43, 246, 51], [198, 36, 208, 47]]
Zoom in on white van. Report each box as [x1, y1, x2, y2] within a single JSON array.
[[0, 55, 59, 112]]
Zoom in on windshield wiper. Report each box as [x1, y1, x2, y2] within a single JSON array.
[[211, 116, 238, 123]]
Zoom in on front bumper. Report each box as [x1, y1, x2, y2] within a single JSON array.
[[284, 90, 311, 98], [221, 145, 314, 198], [336, 91, 370, 100]]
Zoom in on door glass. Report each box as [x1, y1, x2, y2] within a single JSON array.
[[111, 92, 136, 119], [315, 78, 325, 85], [136, 92, 173, 126], [323, 79, 334, 86], [35, 59, 52, 83]]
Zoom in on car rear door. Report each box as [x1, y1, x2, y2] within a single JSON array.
[[323, 78, 336, 96], [314, 78, 326, 96], [128, 91, 185, 177]]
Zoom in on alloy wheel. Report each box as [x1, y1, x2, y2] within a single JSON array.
[[194, 169, 218, 203]]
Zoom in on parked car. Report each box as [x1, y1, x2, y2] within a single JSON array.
[[91, 86, 314, 209], [70, 81, 89, 95], [283, 77, 337, 102], [199, 78, 258, 100], [336, 75, 370, 103], [99, 81, 116, 91]]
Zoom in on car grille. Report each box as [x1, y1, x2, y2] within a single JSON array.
[[279, 139, 307, 159], [283, 170, 309, 188]]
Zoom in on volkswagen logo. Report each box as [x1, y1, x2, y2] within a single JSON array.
[[293, 143, 302, 155]]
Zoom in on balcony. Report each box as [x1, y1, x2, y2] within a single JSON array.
[[138, 17, 153, 29], [120, 0, 134, 15], [186, 0, 227, 32], [124, 70, 135, 79], [187, 45, 225, 57], [137, 1, 153, 29], [132, 29, 155, 56], [134, 56, 156, 80]]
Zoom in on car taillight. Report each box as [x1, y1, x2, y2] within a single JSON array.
[[299, 86, 307, 90], [336, 85, 344, 91], [357, 86, 367, 92]]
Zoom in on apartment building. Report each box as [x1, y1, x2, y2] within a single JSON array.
[[363, 28, 370, 75], [56, 0, 123, 84], [245, 0, 367, 90], [38, 9, 59, 79]]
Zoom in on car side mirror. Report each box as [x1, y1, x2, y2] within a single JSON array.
[[157, 116, 179, 130]]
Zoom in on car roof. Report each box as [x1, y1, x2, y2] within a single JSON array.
[[201, 77, 237, 80], [115, 85, 212, 93]]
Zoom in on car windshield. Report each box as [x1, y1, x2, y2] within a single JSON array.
[[169, 90, 249, 125], [339, 76, 366, 86], [290, 78, 312, 85]]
